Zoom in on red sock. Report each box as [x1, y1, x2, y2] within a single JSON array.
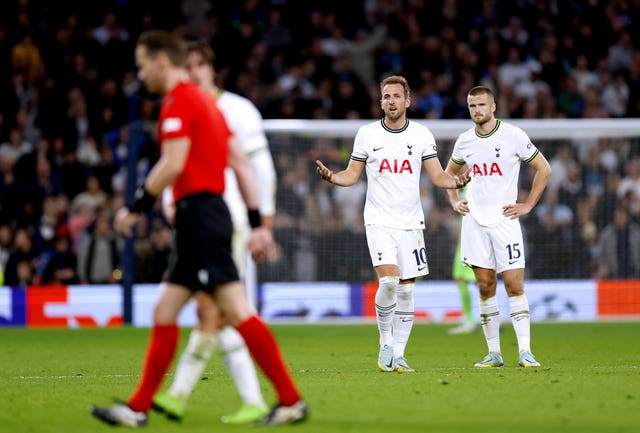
[[237, 315, 301, 406], [128, 324, 179, 412]]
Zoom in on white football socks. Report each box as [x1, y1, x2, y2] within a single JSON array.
[[509, 294, 531, 353], [169, 328, 218, 399], [375, 276, 398, 347], [479, 296, 501, 354], [218, 326, 266, 408], [392, 283, 415, 359]]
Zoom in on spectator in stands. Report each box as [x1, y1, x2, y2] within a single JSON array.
[[0, 224, 13, 272], [532, 189, 574, 278], [40, 232, 78, 285], [76, 209, 120, 284], [594, 205, 640, 279], [4, 228, 36, 286], [601, 71, 630, 118], [617, 158, 640, 201]]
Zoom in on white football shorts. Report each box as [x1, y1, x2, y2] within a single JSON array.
[[365, 225, 429, 280], [460, 214, 525, 273]]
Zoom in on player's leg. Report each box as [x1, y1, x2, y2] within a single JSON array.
[[218, 325, 269, 423], [90, 283, 191, 426], [503, 269, 538, 366], [153, 293, 221, 420], [367, 226, 400, 372], [459, 216, 503, 367], [219, 225, 268, 423], [217, 281, 307, 425], [496, 218, 539, 367], [373, 272, 398, 371], [473, 268, 503, 367], [391, 280, 415, 372]]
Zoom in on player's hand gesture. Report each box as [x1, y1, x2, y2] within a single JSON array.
[[451, 198, 469, 215], [247, 226, 276, 263], [315, 160, 333, 183], [454, 167, 472, 188]]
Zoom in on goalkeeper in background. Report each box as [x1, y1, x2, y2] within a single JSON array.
[[448, 232, 477, 334], [449, 187, 477, 335], [153, 41, 277, 424]]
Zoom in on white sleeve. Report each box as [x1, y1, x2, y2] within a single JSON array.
[[249, 148, 277, 217]]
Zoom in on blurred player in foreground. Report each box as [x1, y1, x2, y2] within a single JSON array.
[[445, 85, 551, 368], [152, 41, 277, 425], [316, 75, 470, 373], [89, 30, 307, 427]]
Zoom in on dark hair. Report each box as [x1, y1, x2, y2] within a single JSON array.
[[136, 30, 188, 67], [187, 40, 215, 66]]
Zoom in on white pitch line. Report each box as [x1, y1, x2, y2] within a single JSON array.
[[5, 365, 639, 380]]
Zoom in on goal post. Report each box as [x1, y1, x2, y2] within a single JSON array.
[[260, 118, 640, 284]]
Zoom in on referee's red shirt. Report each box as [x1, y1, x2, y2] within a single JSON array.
[[158, 81, 231, 201]]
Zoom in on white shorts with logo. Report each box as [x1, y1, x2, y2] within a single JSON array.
[[460, 215, 525, 273], [365, 225, 429, 280]]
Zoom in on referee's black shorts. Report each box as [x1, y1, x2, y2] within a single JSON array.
[[167, 192, 239, 292]]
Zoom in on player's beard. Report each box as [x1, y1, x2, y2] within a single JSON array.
[[472, 112, 491, 127], [385, 106, 405, 123]]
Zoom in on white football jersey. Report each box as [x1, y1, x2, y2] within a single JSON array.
[[217, 90, 274, 224], [352, 119, 438, 230], [451, 119, 539, 227]]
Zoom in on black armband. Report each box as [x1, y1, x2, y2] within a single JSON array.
[[248, 209, 262, 229], [130, 186, 157, 214]]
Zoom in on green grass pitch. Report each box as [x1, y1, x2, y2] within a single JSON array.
[[1, 322, 639, 433]]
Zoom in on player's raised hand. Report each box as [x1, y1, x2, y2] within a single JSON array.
[[315, 160, 333, 183]]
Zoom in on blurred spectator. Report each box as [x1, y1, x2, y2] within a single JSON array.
[[594, 205, 640, 279], [532, 189, 574, 278], [617, 158, 640, 201], [4, 228, 36, 286], [40, 233, 78, 285], [0, 224, 13, 271], [601, 71, 630, 118], [135, 222, 172, 283], [76, 210, 120, 284]]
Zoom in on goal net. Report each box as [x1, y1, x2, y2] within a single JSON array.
[[260, 118, 640, 284]]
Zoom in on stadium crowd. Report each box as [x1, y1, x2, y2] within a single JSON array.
[[0, 0, 639, 286]]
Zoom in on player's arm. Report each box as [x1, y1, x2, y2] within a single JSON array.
[[248, 147, 276, 229], [445, 159, 470, 215], [115, 137, 189, 236], [228, 136, 261, 210], [228, 136, 275, 262], [145, 137, 190, 195], [424, 157, 471, 189], [502, 152, 552, 219], [315, 158, 365, 186]]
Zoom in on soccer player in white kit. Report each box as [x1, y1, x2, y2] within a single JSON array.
[[316, 75, 470, 372], [445, 85, 551, 368], [153, 42, 277, 423]]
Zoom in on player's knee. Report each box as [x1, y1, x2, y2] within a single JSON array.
[[395, 283, 414, 302], [378, 276, 399, 297], [218, 326, 246, 353]]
